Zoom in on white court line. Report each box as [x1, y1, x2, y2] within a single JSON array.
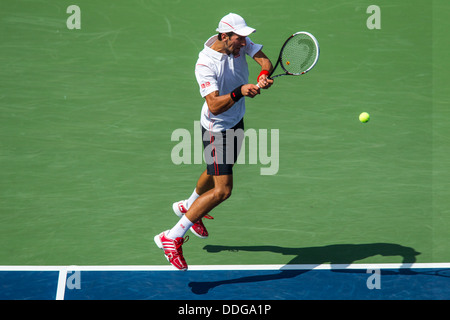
[[55, 267, 68, 300]]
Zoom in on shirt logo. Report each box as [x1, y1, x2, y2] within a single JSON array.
[[201, 82, 211, 89]]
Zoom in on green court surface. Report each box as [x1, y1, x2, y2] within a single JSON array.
[[0, 0, 448, 268]]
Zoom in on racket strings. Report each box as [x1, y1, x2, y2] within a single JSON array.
[[281, 34, 317, 74]]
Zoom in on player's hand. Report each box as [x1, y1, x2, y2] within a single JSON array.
[[257, 74, 274, 89], [241, 84, 260, 98]]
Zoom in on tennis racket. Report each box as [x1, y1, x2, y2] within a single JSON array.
[[258, 31, 319, 86]]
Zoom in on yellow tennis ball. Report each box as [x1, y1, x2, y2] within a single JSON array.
[[359, 112, 370, 123], [286, 61, 290, 65]]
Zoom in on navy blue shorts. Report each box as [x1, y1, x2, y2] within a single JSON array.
[[202, 118, 244, 176]]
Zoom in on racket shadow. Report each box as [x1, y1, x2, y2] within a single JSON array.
[[188, 243, 420, 295]]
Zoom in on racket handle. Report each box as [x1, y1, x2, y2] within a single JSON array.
[[256, 83, 261, 88]]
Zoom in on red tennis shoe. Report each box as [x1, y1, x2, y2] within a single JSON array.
[[172, 200, 213, 239], [154, 230, 189, 271]]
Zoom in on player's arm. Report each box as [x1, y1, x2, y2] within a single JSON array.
[[253, 50, 274, 89], [205, 85, 260, 115]]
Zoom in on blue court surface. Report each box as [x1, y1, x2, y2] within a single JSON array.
[[1, 263, 449, 300]]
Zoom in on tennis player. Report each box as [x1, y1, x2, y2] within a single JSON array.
[[155, 13, 274, 270]]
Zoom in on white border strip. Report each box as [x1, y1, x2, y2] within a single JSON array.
[[55, 267, 68, 300], [0, 262, 449, 272]]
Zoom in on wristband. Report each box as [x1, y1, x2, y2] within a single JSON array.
[[230, 85, 244, 102], [257, 70, 270, 82]]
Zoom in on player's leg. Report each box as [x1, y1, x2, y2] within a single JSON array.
[[186, 174, 232, 223], [196, 169, 215, 195], [175, 169, 214, 211], [169, 174, 231, 239], [172, 169, 214, 239], [155, 174, 232, 271]]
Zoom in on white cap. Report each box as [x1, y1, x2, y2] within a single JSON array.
[[216, 13, 256, 37]]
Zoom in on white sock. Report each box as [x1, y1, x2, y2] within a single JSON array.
[[167, 215, 194, 239], [186, 188, 200, 210]]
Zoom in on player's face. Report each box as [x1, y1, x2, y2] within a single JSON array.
[[225, 33, 246, 55]]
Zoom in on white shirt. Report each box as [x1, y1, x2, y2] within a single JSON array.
[[195, 35, 263, 132]]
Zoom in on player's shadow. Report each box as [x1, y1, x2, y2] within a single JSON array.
[[188, 243, 421, 295]]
